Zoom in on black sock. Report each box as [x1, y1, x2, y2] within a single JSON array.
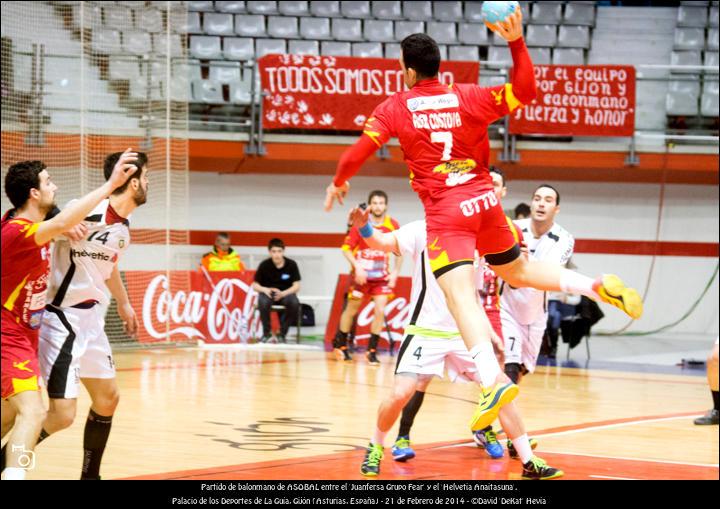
[[334, 330, 348, 348], [368, 333, 380, 352], [81, 409, 113, 480], [713, 390, 719, 411], [505, 363, 521, 385], [0, 444, 5, 472], [36, 428, 50, 445], [398, 391, 426, 438]]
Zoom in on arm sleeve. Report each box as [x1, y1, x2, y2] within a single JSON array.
[[291, 260, 301, 282], [253, 262, 264, 284], [332, 98, 395, 187], [341, 227, 360, 252], [467, 38, 536, 124]]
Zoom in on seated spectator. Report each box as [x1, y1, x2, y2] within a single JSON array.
[[252, 238, 301, 343], [201, 232, 245, 272]]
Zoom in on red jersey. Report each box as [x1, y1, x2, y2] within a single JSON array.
[[477, 217, 525, 312], [342, 215, 400, 281], [1, 217, 51, 330], [362, 79, 521, 201]]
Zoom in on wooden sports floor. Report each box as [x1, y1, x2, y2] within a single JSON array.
[[24, 346, 719, 480]]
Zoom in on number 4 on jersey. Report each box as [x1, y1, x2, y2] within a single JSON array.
[[413, 346, 423, 360], [88, 231, 110, 245]]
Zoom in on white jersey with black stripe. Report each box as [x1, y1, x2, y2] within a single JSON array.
[[47, 199, 131, 308], [500, 218, 575, 325], [393, 220, 462, 334]]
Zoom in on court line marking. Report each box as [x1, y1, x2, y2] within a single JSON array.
[[589, 475, 638, 480], [531, 450, 719, 469]]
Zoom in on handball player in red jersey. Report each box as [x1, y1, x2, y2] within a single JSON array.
[[1, 150, 137, 479], [324, 7, 643, 432]]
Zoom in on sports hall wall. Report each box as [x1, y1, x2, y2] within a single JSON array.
[[122, 172, 720, 336]]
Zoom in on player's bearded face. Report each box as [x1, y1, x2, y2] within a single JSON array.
[[369, 198, 386, 219], [132, 168, 149, 206], [37, 170, 57, 215]]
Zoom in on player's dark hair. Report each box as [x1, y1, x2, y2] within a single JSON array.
[[401, 34, 441, 80], [268, 238, 285, 251], [533, 184, 561, 205], [514, 202, 531, 219], [217, 232, 230, 239], [4, 160, 47, 209], [367, 190, 388, 204], [103, 151, 148, 195], [489, 165, 505, 187]]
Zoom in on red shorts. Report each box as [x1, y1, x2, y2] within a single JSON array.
[[423, 184, 520, 278], [486, 307, 503, 339], [1, 311, 41, 400], [348, 278, 393, 300]]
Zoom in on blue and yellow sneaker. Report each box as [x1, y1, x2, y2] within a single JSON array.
[[473, 427, 504, 459], [469, 382, 519, 431], [391, 436, 415, 462], [521, 456, 564, 480], [593, 274, 643, 320], [507, 437, 538, 459], [360, 443, 384, 476]]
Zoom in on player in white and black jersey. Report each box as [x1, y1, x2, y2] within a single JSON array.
[[35, 151, 149, 480], [348, 210, 564, 480], [500, 184, 574, 384]]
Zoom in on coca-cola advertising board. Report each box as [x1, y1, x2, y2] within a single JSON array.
[[127, 270, 262, 344], [323, 274, 412, 352]]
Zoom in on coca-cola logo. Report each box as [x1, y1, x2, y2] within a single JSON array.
[[141, 275, 262, 342], [352, 297, 411, 342]]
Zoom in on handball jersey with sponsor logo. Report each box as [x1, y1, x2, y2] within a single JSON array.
[[47, 200, 130, 308], [1, 217, 51, 331], [342, 215, 400, 280], [500, 218, 575, 325], [363, 78, 521, 201]]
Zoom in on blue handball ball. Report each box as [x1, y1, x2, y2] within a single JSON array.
[[481, 1, 520, 24]]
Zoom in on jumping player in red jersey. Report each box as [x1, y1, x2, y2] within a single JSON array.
[[324, 8, 643, 433], [334, 190, 402, 364], [1, 151, 137, 480]]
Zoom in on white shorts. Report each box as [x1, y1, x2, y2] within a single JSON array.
[[39, 304, 116, 399], [395, 334, 478, 383], [500, 307, 547, 374]]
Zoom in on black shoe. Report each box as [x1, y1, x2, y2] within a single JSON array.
[[334, 347, 353, 362], [260, 335, 272, 344], [367, 351, 380, 365], [694, 409, 719, 425], [521, 456, 564, 480], [277, 333, 286, 343], [360, 443, 383, 476]]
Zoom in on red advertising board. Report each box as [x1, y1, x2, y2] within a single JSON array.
[[259, 54, 480, 131], [323, 274, 412, 352], [126, 270, 262, 344], [509, 65, 636, 136]]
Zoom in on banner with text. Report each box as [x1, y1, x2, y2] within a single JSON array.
[[324, 274, 412, 352], [509, 65, 635, 136], [259, 54, 480, 131], [126, 270, 262, 344]]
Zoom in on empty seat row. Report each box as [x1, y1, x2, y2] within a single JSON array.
[[666, 78, 719, 117], [674, 27, 720, 50], [488, 46, 585, 65], [677, 4, 719, 27], [72, 4, 186, 33], [187, 1, 595, 25], [92, 30, 186, 56], [671, 50, 719, 72]]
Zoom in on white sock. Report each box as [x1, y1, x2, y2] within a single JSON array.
[[511, 434, 534, 464], [372, 427, 387, 447], [2, 467, 27, 480], [469, 342, 501, 388], [559, 269, 599, 300]]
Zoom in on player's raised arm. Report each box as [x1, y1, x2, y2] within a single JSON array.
[[347, 206, 399, 254], [488, 6, 537, 108], [34, 148, 138, 245]]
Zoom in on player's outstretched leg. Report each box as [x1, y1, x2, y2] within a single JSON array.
[[492, 257, 643, 320]]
